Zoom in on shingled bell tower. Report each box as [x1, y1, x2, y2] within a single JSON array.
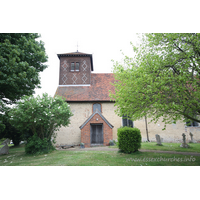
[[57, 52, 94, 86]]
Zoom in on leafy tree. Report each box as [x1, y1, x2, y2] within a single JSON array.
[[0, 109, 23, 146], [9, 93, 73, 144], [0, 33, 48, 130], [110, 33, 200, 127], [0, 101, 5, 132]]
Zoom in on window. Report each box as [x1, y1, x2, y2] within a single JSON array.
[[71, 62, 74, 71], [93, 103, 101, 113], [186, 120, 199, 127], [71, 62, 79, 71], [122, 115, 134, 127], [185, 116, 199, 127], [75, 62, 79, 71]]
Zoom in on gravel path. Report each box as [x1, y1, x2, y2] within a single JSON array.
[[57, 146, 200, 156]]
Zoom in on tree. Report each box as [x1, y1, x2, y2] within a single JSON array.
[[0, 33, 48, 130], [110, 33, 200, 127], [9, 93, 73, 142], [0, 108, 23, 146], [0, 101, 5, 132]]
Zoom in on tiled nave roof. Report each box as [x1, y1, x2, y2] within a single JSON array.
[[55, 73, 115, 102]]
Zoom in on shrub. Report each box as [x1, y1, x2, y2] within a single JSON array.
[[117, 127, 141, 153], [9, 93, 73, 154], [0, 138, 6, 144], [25, 134, 55, 155]]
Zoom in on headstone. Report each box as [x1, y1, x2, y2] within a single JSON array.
[[155, 134, 162, 145], [0, 138, 10, 145], [80, 143, 85, 148], [109, 140, 115, 146], [189, 132, 196, 143], [180, 133, 190, 148], [0, 144, 9, 155]]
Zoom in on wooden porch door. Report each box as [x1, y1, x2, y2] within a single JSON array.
[[91, 124, 103, 144]]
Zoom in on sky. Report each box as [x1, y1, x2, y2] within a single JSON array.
[[32, 0, 142, 97], [33, 30, 138, 97], [2, 0, 198, 98]]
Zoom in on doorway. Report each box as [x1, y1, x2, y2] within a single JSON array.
[[91, 124, 103, 145]]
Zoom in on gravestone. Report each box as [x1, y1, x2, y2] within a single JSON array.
[[80, 143, 85, 148], [0, 144, 9, 155], [155, 134, 162, 146], [180, 133, 190, 148], [189, 132, 196, 143], [109, 140, 115, 146], [0, 138, 10, 145]]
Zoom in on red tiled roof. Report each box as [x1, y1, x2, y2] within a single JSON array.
[[55, 73, 115, 101]]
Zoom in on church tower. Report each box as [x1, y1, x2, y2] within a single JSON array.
[[57, 52, 93, 86]]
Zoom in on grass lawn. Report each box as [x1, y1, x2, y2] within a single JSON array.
[[110, 142, 200, 153], [0, 144, 14, 148], [0, 142, 200, 166]]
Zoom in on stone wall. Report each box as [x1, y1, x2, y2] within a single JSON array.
[[55, 102, 200, 146], [135, 118, 200, 143], [55, 102, 120, 146]]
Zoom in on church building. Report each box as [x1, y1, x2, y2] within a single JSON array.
[[54, 51, 120, 147], [54, 51, 200, 147]]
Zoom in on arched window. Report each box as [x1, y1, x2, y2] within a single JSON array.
[[93, 103, 101, 113]]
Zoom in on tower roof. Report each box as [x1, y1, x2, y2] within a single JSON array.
[[57, 52, 94, 71]]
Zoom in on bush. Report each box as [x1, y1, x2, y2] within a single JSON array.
[[0, 138, 6, 144], [25, 134, 55, 155], [9, 93, 73, 154], [117, 127, 141, 153]]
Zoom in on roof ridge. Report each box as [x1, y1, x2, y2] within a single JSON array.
[[57, 51, 91, 55], [91, 73, 113, 74]]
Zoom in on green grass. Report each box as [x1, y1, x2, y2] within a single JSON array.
[[110, 142, 200, 153], [141, 142, 200, 152], [0, 144, 14, 148], [0, 143, 200, 166]]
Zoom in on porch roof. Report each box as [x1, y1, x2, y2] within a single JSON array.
[[79, 109, 114, 129]]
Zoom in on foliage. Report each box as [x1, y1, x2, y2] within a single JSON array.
[[0, 122, 22, 146], [110, 33, 200, 127], [0, 109, 23, 146], [0, 33, 48, 103], [25, 134, 55, 155], [0, 101, 8, 133], [117, 127, 141, 153], [0, 116, 5, 133], [9, 93, 73, 153], [0, 33, 48, 130]]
